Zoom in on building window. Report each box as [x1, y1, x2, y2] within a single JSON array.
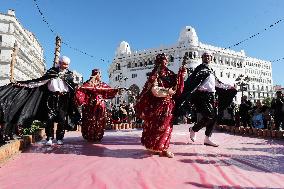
[[146, 72, 151, 77], [227, 73, 230, 78], [127, 62, 131, 68], [0, 35, 2, 42], [116, 97, 120, 104], [132, 74, 137, 78], [169, 55, 174, 62], [116, 63, 121, 70], [140, 62, 143, 67], [237, 62, 242, 68]]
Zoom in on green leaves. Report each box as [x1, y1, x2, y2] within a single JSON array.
[[22, 120, 43, 135]]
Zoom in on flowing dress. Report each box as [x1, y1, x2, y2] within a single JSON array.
[[136, 65, 185, 152], [75, 82, 118, 142]]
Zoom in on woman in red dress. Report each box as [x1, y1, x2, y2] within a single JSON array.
[[135, 53, 187, 158], [75, 69, 120, 142]]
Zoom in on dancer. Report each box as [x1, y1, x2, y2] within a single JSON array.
[[75, 69, 122, 142], [177, 51, 237, 147], [0, 56, 78, 145], [135, 53, 187, 158]]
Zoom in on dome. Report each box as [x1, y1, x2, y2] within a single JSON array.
[[178, 26, 199, 46], [115, 41, 131, 56]]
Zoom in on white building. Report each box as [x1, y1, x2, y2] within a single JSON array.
[[108, 26, 274, 106], [0, 9, 45, 86]]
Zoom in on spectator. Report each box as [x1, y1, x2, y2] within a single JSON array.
[[218, 102, 236, 126], [119, 101, 128, 123], [271, 91, 284, 130], [251, 100, 269, 129], [239, 96, 253, 127]]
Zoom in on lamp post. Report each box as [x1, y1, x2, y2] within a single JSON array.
[[235, 74, 250, 98]]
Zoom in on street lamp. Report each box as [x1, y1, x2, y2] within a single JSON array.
[[235, 74, 250, 98]]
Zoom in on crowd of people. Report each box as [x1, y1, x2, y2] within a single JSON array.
[[109, 101, 136, 124], [217, 91, 284, 131], [2, 51, 281, 159]]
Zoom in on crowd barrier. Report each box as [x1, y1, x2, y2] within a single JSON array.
[[105, 123, 143, 130], [215, 125, 284, 139]]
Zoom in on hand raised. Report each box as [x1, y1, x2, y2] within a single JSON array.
[[168, 88, 176, 96]]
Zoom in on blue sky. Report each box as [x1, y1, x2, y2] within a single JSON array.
[[1, 0, 284, 86]]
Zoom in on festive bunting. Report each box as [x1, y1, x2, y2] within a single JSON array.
[[32, 0, 108, 63], [32, 0, 283, 64]]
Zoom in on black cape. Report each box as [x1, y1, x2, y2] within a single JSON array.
[[0, 67, 78, 128], [175, 63, 237, 117]]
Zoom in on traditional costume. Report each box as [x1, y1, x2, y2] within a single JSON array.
[[176, 52, 237, 147], [75, 69, 119, 142], [135, 53, 186, 157], [0, 56, 78, 145]]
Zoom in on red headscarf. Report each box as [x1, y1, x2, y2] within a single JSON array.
[[135, 53, 177, 118]]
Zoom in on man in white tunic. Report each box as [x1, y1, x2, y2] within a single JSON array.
[[0, 56, 78, 145], [177, 52, 237, 147]]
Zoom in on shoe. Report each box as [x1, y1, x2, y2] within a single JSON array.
[[159, 151, 175, 158], [189, 127, 196, 142], [204, 136, 219, 147], [45, 139, 53, 146], [57, 140, 64, 145]]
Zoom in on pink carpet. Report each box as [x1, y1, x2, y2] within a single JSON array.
[[0, 125, 284, 189]]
